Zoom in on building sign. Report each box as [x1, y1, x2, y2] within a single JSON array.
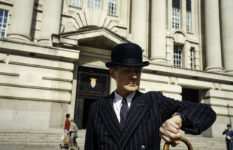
[[77, 66, 110, 98]]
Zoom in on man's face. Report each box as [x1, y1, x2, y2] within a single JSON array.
[[110, 66, 142, 95]]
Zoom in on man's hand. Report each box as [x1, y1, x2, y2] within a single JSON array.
[[159, 115, 182, 147]]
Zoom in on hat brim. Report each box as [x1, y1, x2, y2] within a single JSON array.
[[105, 61, 150, 68]]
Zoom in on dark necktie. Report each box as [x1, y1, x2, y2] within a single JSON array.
[[120, 98, 129, 128]]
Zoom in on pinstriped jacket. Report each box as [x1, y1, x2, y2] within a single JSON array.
[[85, 91, 216, 150]]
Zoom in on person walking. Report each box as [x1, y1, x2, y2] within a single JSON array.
[[69, 119, 79, 148], [60, 114, 70, 149], [63, 114, 70, 139]]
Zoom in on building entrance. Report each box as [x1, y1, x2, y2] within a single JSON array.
[[74, 66, 110, 128], [182, 88, 199, 103]]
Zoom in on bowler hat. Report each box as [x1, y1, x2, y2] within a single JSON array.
[[227, 124, 232, 127], [105, 43, 149, 67]]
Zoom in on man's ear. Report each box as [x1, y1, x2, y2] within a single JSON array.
[[109, 68, 116, 79]]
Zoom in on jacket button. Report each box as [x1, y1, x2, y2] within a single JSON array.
[[141, 145, 146, 150]]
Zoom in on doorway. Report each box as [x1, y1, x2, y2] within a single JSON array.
[[182, 88, 199, 103], [74, 66, 110, 128]]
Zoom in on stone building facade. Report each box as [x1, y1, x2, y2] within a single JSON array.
[[0, 0, 233, 138]]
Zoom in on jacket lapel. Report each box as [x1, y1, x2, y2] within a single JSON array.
[[119, 91, 148, 150], [100, 93, 122, 143]]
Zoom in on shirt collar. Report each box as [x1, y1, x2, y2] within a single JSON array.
[[114, 91, 135, 103]]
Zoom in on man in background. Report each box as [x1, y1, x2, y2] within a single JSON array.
[[223, 124, 233, 150]]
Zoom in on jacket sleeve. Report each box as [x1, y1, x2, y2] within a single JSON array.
[[84, 104, 95, 150], [154, 91, 216, 135], [223, 130, 227, 135]]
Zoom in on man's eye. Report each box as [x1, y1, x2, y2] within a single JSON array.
[[135, 70, 141, 73]]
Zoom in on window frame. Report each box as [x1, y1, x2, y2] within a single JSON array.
[[174, 45, 183, 68], [69, 0, 83, 8], [172, 8, 181, 29], [172, 0, 181, 29], [186, 11, 192, 32], [108, 0, 117, 15], [88, 0, 102, 9], [190, 47, 195, 69], [186, 0, 192, 32], [0, 9, 9, 38]]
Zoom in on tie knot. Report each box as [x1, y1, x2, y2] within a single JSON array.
[[122, 98, 127, 104]]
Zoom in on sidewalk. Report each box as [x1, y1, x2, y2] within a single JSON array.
[[0, 144, 60, 150]]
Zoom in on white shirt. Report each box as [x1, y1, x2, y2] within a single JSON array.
[[113, 91, 135, 123]]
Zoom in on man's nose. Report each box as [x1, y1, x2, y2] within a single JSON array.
[[131, 72, 138, 78]]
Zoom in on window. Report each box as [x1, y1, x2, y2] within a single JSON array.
[[70, 0, 82, 7], [108, 0, 117, 15], [190, 47, 195, 69], [88, 0, 102, 9], [172, 0, 180, 29], [174, 45, 183, 67], [186, 0, 192, 32], [0, 9, 8, 38]]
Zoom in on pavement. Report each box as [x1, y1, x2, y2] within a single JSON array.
[[0, 144, 60, 150]]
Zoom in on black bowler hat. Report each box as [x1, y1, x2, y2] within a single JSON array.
[[227, 124, 232, 127], [105, 43, 150, 68]]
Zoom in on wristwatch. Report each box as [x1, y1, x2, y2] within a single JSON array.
[[173, 112, 186, 124]]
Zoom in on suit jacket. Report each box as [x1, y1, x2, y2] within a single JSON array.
[[223, 129, 233, 143], [85, 91, 216, 150]]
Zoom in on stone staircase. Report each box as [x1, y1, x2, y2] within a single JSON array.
[[0, 130, 226, 150], [0, 130, 62, 146]]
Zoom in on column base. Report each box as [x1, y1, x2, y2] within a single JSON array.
[[37, 38, 52, 46], [150, 58, 168, 66], [225, 70, 233, 75], [7, 34, 31, 41], [205, 66, 223, 73]]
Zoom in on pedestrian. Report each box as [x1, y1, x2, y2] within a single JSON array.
[[223, 124, 233, 150], [60, 114, 71, 149], [84, 43, 216, 150], [62, 113, 70, 140], [69, 119, 79, 148]]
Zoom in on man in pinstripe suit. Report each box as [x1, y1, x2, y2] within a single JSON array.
[[85, 43, 216, 150]]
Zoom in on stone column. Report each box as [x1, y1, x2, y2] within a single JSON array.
[[166, 38, 174, 66], [167, 0, 172, 30], [150, 0, 167, 64], [194, 46, 200, 70], [204, 0, 223, 72], [131, 0, 147, 50], [119, 0, 128, 26], [7, 0, 34, 41], [102, 0, 109, 12], [181, 0, 186, 32], [38, 0, 62, 45], [184, 42, 190, 69], [220, 0, 233, 74]]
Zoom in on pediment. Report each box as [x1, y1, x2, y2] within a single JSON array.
[[52, 27, 130, 50]]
